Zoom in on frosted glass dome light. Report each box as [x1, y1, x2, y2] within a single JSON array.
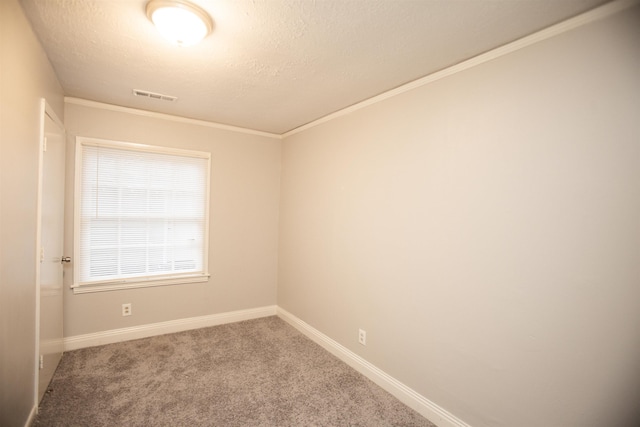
[[146, 0, 213, 46]]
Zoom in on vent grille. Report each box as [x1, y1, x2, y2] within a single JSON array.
[[133, 89, 177, 102]]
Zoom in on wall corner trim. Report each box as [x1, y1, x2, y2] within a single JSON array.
[[63, 305, 277, 351], [281, 0, 639, 139], [63, 97, 283, 140], [276, 307, 472, 427]]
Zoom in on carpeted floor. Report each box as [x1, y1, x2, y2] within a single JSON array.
[[35, 316, 435, 426]]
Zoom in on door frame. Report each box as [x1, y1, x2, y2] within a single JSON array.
[[34, 98, 65, 409]]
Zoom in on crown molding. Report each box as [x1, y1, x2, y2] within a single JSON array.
[[65, 0, 638, 141], [64, 97, 282, 140], [282, 0, 639, 138]]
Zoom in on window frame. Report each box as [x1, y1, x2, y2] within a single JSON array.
[[72, 136, 211, 294]]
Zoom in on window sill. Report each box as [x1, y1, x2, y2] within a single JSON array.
[[71, 274, 210, 294]]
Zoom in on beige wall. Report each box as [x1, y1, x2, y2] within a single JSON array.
[[3, 1, 639, 426], [0, 0, 65, 425], [278, 6, 640, 427], [63, 103, 281, 337]]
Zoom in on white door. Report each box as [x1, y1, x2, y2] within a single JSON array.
[[37, 102, 66, 402]]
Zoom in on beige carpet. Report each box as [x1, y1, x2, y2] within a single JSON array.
[[35, 316, 435, 426]]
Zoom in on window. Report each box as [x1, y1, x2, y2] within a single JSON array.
[[73, 137, 210, 293]]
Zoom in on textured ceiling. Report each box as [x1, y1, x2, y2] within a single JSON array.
[[20, 0, 609, 134]]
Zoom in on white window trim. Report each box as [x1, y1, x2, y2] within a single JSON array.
[[72, 136, 211, 294]]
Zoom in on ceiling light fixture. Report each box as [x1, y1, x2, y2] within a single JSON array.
[[146, 0, 213, 47]]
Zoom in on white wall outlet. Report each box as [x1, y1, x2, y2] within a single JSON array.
[[122, 303, 132, 316], [358, 328, 366, 346]]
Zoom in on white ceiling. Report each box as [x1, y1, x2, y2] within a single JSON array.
[[20, 0, 609, 135]]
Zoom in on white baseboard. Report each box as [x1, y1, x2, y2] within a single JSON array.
[[276, 307, 471, 427], [62, 304, 468, 427], [25, 404, 37, 427], [63, 305, 277, 351]]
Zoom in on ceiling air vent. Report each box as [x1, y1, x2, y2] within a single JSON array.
[[133, 89, 177, 102]]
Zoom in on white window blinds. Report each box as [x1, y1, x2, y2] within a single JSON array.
[[74, 137, 210, 292]]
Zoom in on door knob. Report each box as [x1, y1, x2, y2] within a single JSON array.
[[61, 256, 71, 263]]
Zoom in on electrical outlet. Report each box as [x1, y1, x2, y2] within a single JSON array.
[[358, 328, 366, 346], [122, 303, 132, 316]]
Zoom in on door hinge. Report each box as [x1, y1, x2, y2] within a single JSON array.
[[43, 137, 48, 152]]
